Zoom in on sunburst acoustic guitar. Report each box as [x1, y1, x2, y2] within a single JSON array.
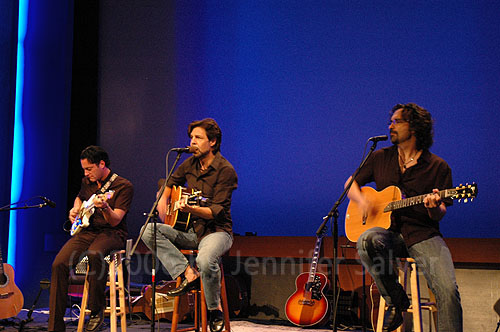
[[0, 244, 24, 319], [345, 183, 477, 242], [285, 232, 330, 327]]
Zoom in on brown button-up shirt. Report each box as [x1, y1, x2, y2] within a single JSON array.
[[167, 152, 238, 240], [354, 145, 453, 247]]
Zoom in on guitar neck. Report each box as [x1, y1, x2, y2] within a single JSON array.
[[0, 246, 4, 276], [307, 236, 323, 284], [384, 189, 449, 212]]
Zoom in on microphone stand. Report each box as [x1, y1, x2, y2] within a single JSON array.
[[18, 279, 50, 332], [130, 149, 184, 332], [0, 202, 52, 211], [316, 139, 381, 332]]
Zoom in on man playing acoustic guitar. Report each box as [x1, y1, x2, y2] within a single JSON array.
[[49, 146, 133, 332], [141, 118, 237, 332], [345, 103, 462, 331]]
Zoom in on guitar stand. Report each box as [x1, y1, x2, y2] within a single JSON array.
[[18, 278, 50, 332]]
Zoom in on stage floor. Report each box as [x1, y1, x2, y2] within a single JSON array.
[[0, 308, 367, 332]]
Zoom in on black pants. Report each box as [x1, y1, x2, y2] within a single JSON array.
[[48, 229, 125, 332]]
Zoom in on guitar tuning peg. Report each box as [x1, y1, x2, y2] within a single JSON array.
[[464, 198, 468, 203]]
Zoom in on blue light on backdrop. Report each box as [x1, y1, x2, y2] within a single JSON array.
[[8, 0, 29, 268]]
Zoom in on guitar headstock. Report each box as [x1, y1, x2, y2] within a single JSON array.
[[449, 183, 477, 203]]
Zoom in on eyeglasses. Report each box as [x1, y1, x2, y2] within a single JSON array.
[[388, 118, 408, 126]]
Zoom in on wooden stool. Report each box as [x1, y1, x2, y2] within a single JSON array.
[[376, 258, 438, 332], [77, 250, 127, 332], [171, 250, 231, 332]]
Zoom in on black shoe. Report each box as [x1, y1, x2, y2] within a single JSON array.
[[209, 309, 224, 332], [383, 305, 403, 331], [383, 290, 410, 332], [85, 309, 104, 332], [166, 277, 200, 297]]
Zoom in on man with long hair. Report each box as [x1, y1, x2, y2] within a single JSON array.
[[346, 103, 462, 331]]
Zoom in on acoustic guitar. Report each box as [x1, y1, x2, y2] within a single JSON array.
[[0, 244, 24, 319], [165, 186, 205, 232], [345, 183, 477, 242], [285, 233, 330, 327], [70, 190, 114, 236]]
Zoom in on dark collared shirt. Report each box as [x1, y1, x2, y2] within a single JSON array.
[[354, 145, 453, 247], [78, 171, 134, 237], [167, 151, 238, 240]]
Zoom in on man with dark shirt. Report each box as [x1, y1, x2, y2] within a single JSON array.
[[141, 118, 237, 332], [346, 103, 462, 331], [49, 146, 134, 332]]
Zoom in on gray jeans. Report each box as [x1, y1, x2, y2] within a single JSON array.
[[141, 223, 233, 310], [357, 227, 463, 332]]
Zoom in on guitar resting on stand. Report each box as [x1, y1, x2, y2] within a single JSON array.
[[316, 135, 387, 332], [285, 230, 330, 327]]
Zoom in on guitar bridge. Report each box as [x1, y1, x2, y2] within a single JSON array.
[[298, 299, 315, 306]]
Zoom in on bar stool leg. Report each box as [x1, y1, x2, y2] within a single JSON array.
[[219, 269, 231, 332], [409, 262, 423, 332], [117, 257, 127, 332], [77, 267, 90, 332], [200, 279, 208, 332], [376, 295, 386, 332]]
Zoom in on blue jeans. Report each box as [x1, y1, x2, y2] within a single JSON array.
[[357, 227, 463, 332], [141, 223, 233, 310]]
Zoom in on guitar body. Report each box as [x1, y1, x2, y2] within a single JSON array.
[[285, 272, 329, 327], [71, 191, 114, 236], [0, 262, 24, 319], [165, 186, 194, 232], [70, 194, 95, 236], [345, 186, 402, 242]]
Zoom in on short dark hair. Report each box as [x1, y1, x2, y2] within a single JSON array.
[[80, 145, 110, 167], [391, 103, 434, 150], [187, 118, 222, 153]]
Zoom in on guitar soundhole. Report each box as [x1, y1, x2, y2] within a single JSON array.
[[0, 272, 9, 287]]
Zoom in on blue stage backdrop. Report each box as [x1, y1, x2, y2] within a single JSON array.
[[4, 0, 500, 310], [98, 0, 499, 240]]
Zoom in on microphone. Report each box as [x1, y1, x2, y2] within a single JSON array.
[[40, 196, 56, 208], [171, 146, 198, 153], [368, 135, 388, 142]]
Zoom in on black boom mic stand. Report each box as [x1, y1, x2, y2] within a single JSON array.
[[316, 138, 382, 332], [130, 148, 186, 332]]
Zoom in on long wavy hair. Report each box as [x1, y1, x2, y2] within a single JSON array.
[[391, 103, 434, 150]]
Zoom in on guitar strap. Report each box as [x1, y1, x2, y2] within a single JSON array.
[[99, 173, 118, 194]]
